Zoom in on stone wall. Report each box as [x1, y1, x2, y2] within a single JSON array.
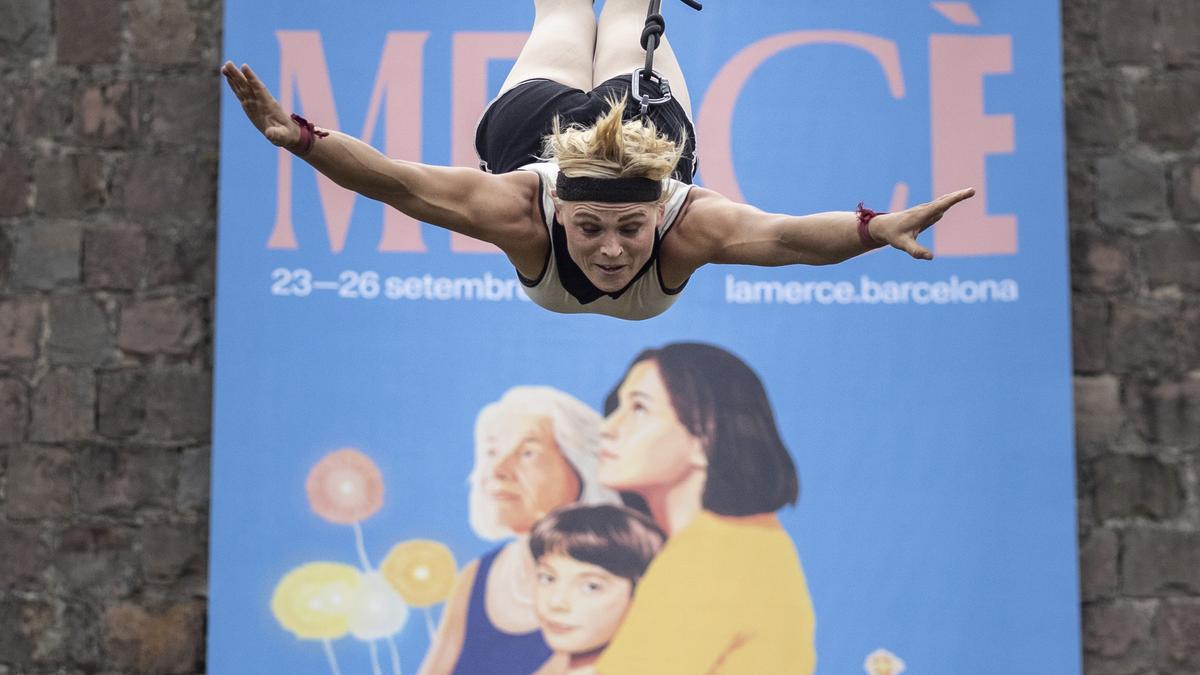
[[1066, 0, 1200, 672], [1, 0, 218, 671], [0, 0, 1196, 672]]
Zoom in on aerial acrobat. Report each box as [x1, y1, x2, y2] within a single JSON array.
[[222, 0, 975, 320]]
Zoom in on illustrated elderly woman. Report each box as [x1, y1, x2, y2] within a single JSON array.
[[418, 386, 617, 675], [595, 342, 816, 674]]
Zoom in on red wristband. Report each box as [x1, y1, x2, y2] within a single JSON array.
[[287, 113, 329, 157], [856, 202, 886, 250]]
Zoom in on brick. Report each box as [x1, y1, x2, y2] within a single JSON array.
[[1075, 375, 1124, 450], [0, 377, 29, 442], [54, 525, 138, 598], [1067, 154, 1095, 226], [140, 522, 206, 584], [1183, 304, 1200, 371], [1093, 455, 1184, 521], [1170, 158, 1200, 221], [0, 0, 51, 59], [34, 152, 106, 216], [77, 81, 134, 147], [55, 0, 122, 65], [0, 225, 10, 285], [0, 298, 41, 360], [1096, 154, 1168, 229], [97, 370, 145, 439], [1073, 296, 1109, 373], [77, 445, 176, 515], [4, 445, 73, 519], [1065, 74, 1133, 149], [1141, 229, 1200, 291], [1123, 528, 1200, 595], [98, 369, 210, 442], [145, 226, 216, 290], [1098, 0, 1158, 65], [1071, 231, 1131, 293], [64, 600, 103, 668], [128, 0, 201, 66], [9, 222, 82, 290], [0, 521, 48, 588], [1131, 375, 1200, 447], [1134, 71, 1200, 151], [143, 74, 220, 146], [0, 146, 31, 216], [1153, 600, 1200, 671], [1080, 528, 1119, 601], [1083, 600, 1155, 675], [1160, 0, 1200, 65], [143, 370, 211, 441], [13, 77, 77, 140], [177, 446, 209, 513], [1062, 0, 1100, 71], [121, 151, 215, 219], [84, 224, 146, 290], [0, 598, 60, 668], [0, 73, 11, 132], [47, 294, 113, 366], [29, 368, 95, 442], [118, 296, 204, 355], [103, 600, 204, 674], [1110, 300, 1181, 374]]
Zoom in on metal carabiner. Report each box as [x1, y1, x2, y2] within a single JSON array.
[[632, 68, 672, 118]]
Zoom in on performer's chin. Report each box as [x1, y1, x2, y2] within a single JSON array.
[[589, 264, 630, 291]]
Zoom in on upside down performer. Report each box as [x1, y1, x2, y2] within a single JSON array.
[[223, 0, 974, 321]]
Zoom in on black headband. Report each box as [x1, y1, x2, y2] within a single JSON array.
[[555, 171, 663, 203]]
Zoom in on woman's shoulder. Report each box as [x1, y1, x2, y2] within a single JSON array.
[[641, 513, 808, 600], [515, 161, 558, 182], [657, 512, 795, 566]]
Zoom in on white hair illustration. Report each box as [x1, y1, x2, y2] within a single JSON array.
[[468, 386, 620, 541]]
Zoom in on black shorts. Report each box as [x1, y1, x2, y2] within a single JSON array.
[[474, 75, 697, 183]]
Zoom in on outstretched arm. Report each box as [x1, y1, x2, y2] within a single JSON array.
[[221, 62, 543, 254], [663, 187, 976, 279]]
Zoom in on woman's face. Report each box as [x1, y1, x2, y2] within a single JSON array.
[[476, 413, 582, 534], [558, 200, 660, 293], [534, 553, 633, 655], [599, 360, 706, 492]]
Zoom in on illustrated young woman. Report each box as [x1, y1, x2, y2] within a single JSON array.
[[222, 0, 975, 320], [595, 342, 816, 673], [418, 387, 618, 674]]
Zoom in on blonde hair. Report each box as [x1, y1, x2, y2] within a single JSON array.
[[544, 96, 685, 189]]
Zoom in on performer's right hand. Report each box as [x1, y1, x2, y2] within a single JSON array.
[[221, 61, 301, 148]]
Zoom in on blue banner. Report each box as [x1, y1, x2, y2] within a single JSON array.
[[212, 1, 1079, 673]]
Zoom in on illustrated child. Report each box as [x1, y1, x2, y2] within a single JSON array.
[[528, 504, 666, 675]]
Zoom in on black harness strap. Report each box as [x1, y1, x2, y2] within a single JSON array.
[[635, 0, 703, 121]]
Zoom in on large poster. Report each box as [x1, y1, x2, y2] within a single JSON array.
[[212, 1, 1079, 673]]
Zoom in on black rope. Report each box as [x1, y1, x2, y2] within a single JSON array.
[[640, 14, 665, 52], [636, 0, 702, 120]]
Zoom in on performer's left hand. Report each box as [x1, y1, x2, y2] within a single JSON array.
[[869, 188, 976, 260]]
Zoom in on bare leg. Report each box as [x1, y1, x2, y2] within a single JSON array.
[[500, 0, 597, 95], [593, 0, 693, 120]]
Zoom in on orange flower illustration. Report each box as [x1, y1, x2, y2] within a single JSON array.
[[381, 539, 458, 608], [306, 448, 385, 524]]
